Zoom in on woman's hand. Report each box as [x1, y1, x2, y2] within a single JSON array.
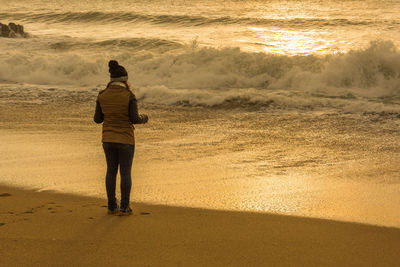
[[141, 114, 149, 123]]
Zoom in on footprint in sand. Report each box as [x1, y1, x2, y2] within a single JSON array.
[[0, 193, 11, 197]]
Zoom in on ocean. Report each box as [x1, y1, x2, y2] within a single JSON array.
[[0, 0, 399, 227]]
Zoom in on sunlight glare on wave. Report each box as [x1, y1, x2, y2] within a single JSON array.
[[245, 27, 340, 55]]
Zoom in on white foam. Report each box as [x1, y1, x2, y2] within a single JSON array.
[[0, 40, 399, 112]]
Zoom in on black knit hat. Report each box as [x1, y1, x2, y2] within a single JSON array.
[[108, 60, 128, 82]]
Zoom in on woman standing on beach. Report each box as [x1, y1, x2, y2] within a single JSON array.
[[94, 60, 148, 215]]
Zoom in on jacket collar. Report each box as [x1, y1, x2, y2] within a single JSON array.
[[108, 82, 127, 88]]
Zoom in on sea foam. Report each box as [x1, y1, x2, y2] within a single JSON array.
[[0, 40, 399, 112]]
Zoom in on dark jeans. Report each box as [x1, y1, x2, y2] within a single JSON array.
[[102, 142, 135, 210]]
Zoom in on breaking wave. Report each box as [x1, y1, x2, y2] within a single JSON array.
[[0, 40, 399, 112]]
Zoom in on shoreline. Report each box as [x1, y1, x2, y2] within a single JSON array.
[[1, 101, 400, 229], [1, 185, 400, 266]]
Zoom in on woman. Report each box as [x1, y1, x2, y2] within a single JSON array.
[[94, 60, 148, 215]]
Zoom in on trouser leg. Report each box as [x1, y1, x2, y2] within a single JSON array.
[[118, 144, 135, 209], [102, 142, 119, 210]]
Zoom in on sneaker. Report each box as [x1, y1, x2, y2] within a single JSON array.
[[119, 207, 133, 216], [107, 205, 119, 215]]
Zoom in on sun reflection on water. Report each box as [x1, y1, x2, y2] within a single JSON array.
[[239, 27, 342, 55]]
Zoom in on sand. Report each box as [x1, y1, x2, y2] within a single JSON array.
[[1, 92, 400, 266], [1, 185, 400, 267], [2, 101, 400, 228]]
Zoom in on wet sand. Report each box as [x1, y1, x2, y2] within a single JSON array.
[[1, 90, 400, 265], [1, 185, 400, 266], [1, 98, 400, 227]]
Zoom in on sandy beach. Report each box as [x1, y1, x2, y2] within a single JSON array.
[[0, 93, 399, 266], [1, 96, 400, 227], [1, 185, 400, 266], [0, 84, 399, 267]]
